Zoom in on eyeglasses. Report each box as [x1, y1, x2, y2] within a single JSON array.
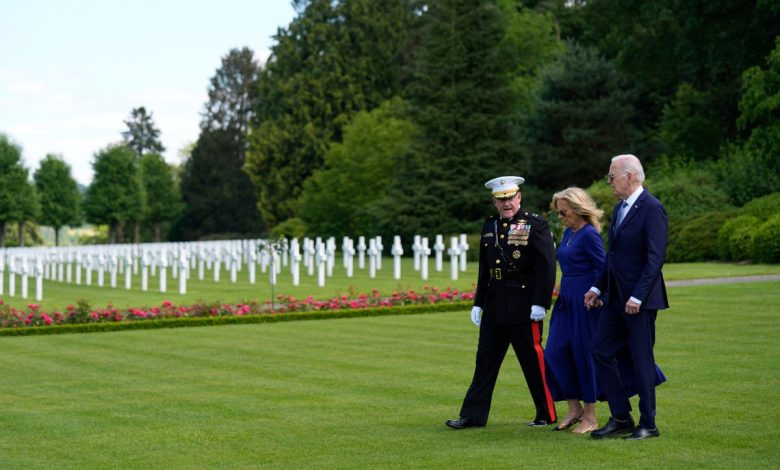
[[606, 172, 626, 183]]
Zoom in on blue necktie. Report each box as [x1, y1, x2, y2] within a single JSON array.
[[615, 201, 629, 227]]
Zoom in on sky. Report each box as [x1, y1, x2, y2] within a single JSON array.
[[0, 0, 297, 185]]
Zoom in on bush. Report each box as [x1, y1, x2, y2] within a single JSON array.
[[749, 215, 780, 263], [740, 193, 780, 220], [667, 210, 738, 262], [271, 218, 307, 239], [646, 163, 732, 222], [716, 215, 762, 261]]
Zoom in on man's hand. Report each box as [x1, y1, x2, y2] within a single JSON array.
[[530, 305, 546, 321], [470, 306, 482, 326], [584, 291, 599, 310], [625, 299, 640, 314]]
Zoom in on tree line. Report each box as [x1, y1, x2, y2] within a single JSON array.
[[1, 0, 778, 249]]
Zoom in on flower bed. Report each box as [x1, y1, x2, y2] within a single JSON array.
[[0, 286, 475, 336]]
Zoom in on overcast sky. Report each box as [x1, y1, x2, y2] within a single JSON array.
[[0, 0, 296, 185]]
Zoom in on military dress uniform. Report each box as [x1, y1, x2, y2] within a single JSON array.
[[449, 176, 557, 429]]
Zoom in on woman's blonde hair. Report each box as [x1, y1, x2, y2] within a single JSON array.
[[551, 186, 604, 233]]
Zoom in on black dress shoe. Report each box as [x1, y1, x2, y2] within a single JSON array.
[[591, 416, 635, 439], [527, 418, 556, 427], [624, 426, 659, 440], [445, 417, 484, 429]]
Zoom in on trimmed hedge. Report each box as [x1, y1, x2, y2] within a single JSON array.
[[740, 192, 780, 220], [667, 210, 739, 262], [749, 214, 780, 263], [0, 300, 473, 337], [716, 215, 762, 261]]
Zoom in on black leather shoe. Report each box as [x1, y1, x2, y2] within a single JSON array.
[[591, 416, 635, 439], [527, 418, 556, 427], [445, 417, 484, 429], [624, 426, 659, 440]]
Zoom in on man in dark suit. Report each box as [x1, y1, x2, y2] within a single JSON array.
[[446, 176, 557, 430], [584, 154, 669, 440]]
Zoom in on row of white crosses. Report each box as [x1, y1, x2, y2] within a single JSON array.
[[0, 234, 469, 301]]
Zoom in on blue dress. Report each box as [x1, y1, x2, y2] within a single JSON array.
[[545, 224, 605, 403], [545, 224, 667, 403]]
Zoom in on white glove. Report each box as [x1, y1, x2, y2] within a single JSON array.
[[470, 306, 483, 326], [530, 305, 546, 321]]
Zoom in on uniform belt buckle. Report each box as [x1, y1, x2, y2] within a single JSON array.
[[494, 268, 502, 280]]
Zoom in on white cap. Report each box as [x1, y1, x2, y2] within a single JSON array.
[[484, 176, 524, 198]]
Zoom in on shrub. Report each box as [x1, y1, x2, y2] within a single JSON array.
[[667, 210, 738, 262], [271, 218, 307, 239], [740, 193, 780, 220], [749, 215, 780, 263], [716, 215, 762, 261]]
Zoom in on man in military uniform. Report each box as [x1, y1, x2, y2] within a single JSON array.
[[446, 176, 557, 429]]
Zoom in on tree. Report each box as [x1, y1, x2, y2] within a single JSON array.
[[201, 47, 259, 163], [246, 0, 414, 228], [33, 154, 82, 246], [0, 134, 33, 247], [121, 107, 165, 157], [83, 144, 144, 243], [523, 42, 641, 192], [176, 47, 265, 240], [574, 0, 780, 157], [718, 37, 780, 205], [175, 129, 264, 240], [139, 153, 181, 242], [298, 97, 419, 237]]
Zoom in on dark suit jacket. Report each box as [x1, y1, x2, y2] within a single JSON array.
[[595, 189, 669, 311]]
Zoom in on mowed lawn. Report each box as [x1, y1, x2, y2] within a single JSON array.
[[0, 280, 778, 468]]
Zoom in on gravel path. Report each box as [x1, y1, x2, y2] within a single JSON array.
[[666, 274, 780, 287]]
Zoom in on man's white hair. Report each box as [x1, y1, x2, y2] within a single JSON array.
[[612, 154, 645, 183]]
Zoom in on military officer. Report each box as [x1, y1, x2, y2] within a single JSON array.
[[446, 176, 558, 429]]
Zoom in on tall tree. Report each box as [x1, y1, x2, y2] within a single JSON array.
[[83, 144, 144, 243], [393, 0, 521, 233], [122, 106, 166, 157], [176, 47, 264, 240], [33, 154, 82, 246], [139, 153, 181, 242], [246, 0, 414, 228], [201, 47, 259, 162], [0, 134, 33, 247], [14, 183, 40, 248], [524, 42, 641, 192], [176, 129, 264, 239], [574, 0, 780, 159]]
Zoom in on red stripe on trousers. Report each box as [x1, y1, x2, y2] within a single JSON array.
[[531, 321, 556, 422]]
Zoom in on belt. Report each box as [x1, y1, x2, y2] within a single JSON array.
[[489, 268, 529, 280]]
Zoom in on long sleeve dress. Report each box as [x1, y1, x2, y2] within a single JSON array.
[[545, 224, 605, 403]]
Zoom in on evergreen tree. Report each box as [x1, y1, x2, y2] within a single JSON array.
[[524, 42, 641, 192], [122, 107, 166, 157], [176, 129, 264, 240], [0, 134, 33, 247], [139, 153, 181, 242], [176, 47, 264, 239], [246, 0, 413, 228], [393, 0, 520, 233], [33, 154, 82, 246], [83, 144, 144, 243], [201, 47, 259, 162]]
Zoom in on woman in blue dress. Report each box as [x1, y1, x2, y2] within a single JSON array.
[[545, 187, 606, 434]]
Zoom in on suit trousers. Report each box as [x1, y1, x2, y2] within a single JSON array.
[[591, 305, 658, 429], [460, 320, 556, 425]]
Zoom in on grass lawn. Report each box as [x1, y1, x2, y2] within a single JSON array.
[[2, 259, 779, 311], [0, 279, 778, 468]]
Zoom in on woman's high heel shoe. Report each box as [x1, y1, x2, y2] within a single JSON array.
[[552, 412, 584, 431], [572, 420, 598, 434]]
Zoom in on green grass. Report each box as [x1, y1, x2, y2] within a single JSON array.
[[0, 280, 778, 468], [3, 259, 779, 311]]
